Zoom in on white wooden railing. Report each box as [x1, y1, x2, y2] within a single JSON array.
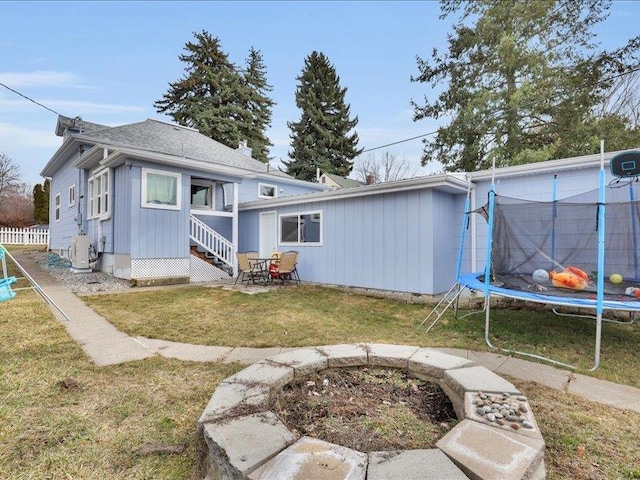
[[0, 227, 49, 245], [189, 215, 234, 270]]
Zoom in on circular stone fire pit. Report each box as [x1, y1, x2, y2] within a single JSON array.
[[198, 344, 547, 480]]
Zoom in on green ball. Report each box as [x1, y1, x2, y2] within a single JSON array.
[[610, 273, 623, 284]]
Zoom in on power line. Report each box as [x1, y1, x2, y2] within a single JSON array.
[[0, 81, 64, 116], [361, 130, 437, 153]]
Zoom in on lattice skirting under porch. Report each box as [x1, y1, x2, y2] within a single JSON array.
[[189, 254, 230, 282], [130, 257, 190, 279]]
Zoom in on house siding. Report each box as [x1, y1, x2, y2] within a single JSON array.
[[114, 164, 132, 255], [49, 152, 82, 253], [239, 188, 461, 295]]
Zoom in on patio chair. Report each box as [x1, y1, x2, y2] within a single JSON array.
[[234, 251, 262, 286], [273, 250, 300, 285]]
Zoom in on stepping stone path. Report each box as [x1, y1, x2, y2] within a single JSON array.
[[199, 344, 546, 480]]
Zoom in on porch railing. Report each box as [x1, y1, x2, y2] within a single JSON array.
[[0, 227, 49, 246], [189, 215, 234, 271]]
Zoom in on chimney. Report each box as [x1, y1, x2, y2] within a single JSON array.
[[365, 174, 376, 185], [237, 140, 252, 158]]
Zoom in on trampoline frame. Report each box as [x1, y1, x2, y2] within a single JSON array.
[[457, 143, 640, 371]]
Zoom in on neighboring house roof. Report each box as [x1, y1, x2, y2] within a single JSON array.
[[320, 172, 365, 188], [41, 117, 304, 185]]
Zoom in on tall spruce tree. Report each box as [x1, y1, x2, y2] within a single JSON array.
[[285, 51, 362, 181], [155, 31, 270, 155], [412, 0, 640, 171], [32, 179, 50, 224], [241, 48, 275, 163]]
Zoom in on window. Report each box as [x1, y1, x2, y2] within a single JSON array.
[[88, 168, 110, 220], [280, 211, 322, 245], [141, 168, 181, 210], [68, 183, 76, 207], [190, 180, 214, 209], [222, 183, 235, 210], [54, 194, 61, 221], [258, 183, 277, 199]]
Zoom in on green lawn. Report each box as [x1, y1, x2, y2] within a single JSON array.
[[2, 248, 640, 478]]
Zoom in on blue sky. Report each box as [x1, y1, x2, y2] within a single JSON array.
[[2, 1, 640, 188]]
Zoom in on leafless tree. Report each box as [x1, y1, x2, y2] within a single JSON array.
[[597, 71, 640, 128], [0, 152, 22, 200], [353, 151, 418, 184]]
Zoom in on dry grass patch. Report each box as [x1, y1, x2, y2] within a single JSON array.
[[0, 289, 241, 479]]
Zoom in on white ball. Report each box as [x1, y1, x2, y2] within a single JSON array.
[[532, 269, 549, 284]]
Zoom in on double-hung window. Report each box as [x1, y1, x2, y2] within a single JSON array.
[[54, 194, 61, 221], [280, 211, 322, 245], [141, 168, 181, 210], [68, 183, 76, 207], [88, 168, 110, 220]]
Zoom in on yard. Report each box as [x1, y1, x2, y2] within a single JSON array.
[[1, 250, 639, 478]]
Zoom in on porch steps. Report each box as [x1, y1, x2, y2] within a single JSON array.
[[189, 254, 231, 283]]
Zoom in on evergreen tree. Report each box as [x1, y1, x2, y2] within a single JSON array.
[[412, 0, 640, 171], [155, 31, 257, 152], [241, 48, 275, 163], [285, 51, 362, 181], [32, 179, 50, 224]]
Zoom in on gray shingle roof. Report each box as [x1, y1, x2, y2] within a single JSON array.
[[55, 115, 110, 137], [76, 118, 289, 177], [323, 172, 365, 188]]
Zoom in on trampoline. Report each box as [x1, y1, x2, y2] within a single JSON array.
[[428, 145, 640, 371]]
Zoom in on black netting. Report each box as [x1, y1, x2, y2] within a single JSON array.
[[484, 184, 640, 302]]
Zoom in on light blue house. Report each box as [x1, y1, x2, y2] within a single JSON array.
[[41, 116, 636, 295], [40, 116, 328, 284], [238, 148, 638, 296]]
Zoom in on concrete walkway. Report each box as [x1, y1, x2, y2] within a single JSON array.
[[11, 250, 640, 414]]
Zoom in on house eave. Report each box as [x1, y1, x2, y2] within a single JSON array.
[[467, 147, 639, 181], [40, 137, 80, 177], [239, 174, 471, 210]]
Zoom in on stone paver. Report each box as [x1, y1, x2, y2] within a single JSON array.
[[444, 365, 521, 400], [248, 437, 367, 480], [367, 449, 469, 480], [267, 348, 329, 377], [203, 412, 298, 478], [224, 361, 294, 390], [437, 420, 545, 480], [224, 347, 287, 364], [198, 381, 270, 426], [409, 348, 475, 382], [317, 344, 368, 367], [367, 343, 421, 369]]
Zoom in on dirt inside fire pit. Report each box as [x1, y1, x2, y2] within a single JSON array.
[[270, 367, 457, 452]]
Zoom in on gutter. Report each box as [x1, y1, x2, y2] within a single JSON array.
[[239, 174, 470, 210]]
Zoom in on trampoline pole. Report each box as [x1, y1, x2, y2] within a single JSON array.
[[551, 175, 558, 271], [630, 184, 639, 280], [591, 140, 606, 372]]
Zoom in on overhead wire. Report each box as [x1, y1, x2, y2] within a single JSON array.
[[0, 81, 64, 117]]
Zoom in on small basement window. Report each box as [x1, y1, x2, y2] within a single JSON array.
[[259, 183, 277, 199]]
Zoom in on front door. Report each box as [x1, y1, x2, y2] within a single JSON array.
[[259, 211, 278, 258]]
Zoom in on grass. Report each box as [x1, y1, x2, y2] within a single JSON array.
[[83, 285, 640, 387], [2, 247, 640, 478]]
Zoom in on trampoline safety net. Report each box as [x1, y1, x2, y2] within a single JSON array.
[[485, 185, 640, 303]]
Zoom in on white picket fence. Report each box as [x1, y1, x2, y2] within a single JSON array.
[[0, 227, 50, 245]]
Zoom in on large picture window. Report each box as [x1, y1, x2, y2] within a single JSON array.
[[142, 168, 181, 210], [280, 211, 322, 245], [88, 168, 110, 220]]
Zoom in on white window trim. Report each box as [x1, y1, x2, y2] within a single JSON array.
[[190, 179, 215, 210], [258, 182, 278, 199], [141, 167, 182, 211], [88, 168, 111, 221], [68, 183, 76, 208], [54, 193, 61, 222], [279, 210, 323, 246]]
